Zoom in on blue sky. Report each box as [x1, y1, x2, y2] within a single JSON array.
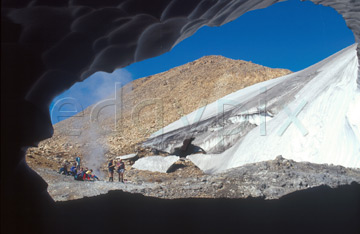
[[50, 0, 354, 124]]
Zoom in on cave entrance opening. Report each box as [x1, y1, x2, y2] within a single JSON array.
[[25, 0, 354, 201]]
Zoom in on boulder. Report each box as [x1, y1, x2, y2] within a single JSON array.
[[116, 153, 138, 160]]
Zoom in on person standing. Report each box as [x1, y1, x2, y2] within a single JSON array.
[[108, 159, 115, 182], [117, 159, 125, 183], [75, 157, 81, 170]]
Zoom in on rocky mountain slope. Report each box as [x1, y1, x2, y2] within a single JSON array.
[[26, 56, 291, 171]]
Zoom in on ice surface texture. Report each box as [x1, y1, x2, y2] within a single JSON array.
[[2, 1, 359, 233], [146, 45, 360, 173], [2, 0, 359, 112]]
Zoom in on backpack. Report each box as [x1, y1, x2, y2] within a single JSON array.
[[74, 173, 82, 181]]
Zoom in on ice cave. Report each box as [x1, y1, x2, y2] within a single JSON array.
[[2, 0, 360, 233]]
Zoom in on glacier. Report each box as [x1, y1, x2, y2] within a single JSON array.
[[144, 44, 360, 173]]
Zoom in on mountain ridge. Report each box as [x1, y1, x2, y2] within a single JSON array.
[[27, 55, 291, 170]]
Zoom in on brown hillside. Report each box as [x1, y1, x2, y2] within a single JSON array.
[[26, 56, 291, 170]]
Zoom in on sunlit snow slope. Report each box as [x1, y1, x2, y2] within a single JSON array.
[[144, 44, 360, 173]]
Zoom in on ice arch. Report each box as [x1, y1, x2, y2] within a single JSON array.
[[3, 0, 360, 113], [1, 1, 359, 233]]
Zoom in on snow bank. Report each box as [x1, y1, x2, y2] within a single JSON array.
[[149, 44, 360, 173], [132, 156, 180, 173], [217, 44, 360, 171]]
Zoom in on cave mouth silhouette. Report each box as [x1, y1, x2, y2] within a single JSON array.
[[2, 0, 359, 234], [25, 0, 355, 184], [45, 0, 355, 125]]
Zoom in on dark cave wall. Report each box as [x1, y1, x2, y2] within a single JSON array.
[[1, 0, 360, 233], [4, 182, 360, 234]]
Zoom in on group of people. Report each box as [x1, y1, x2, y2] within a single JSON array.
[[108, 159, 125, 182], [58, 157, 99, 181], [58, 157, 126, 182], [74, 167, 100, 181]]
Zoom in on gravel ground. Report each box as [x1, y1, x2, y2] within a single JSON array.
[[34, 156, 360, 201], [36, 167, 158, 201]]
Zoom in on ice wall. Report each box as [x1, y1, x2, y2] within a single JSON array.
[[147, 45, 360, 173]]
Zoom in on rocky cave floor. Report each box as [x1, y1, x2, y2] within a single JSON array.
[[31, 156, 360, 202]]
